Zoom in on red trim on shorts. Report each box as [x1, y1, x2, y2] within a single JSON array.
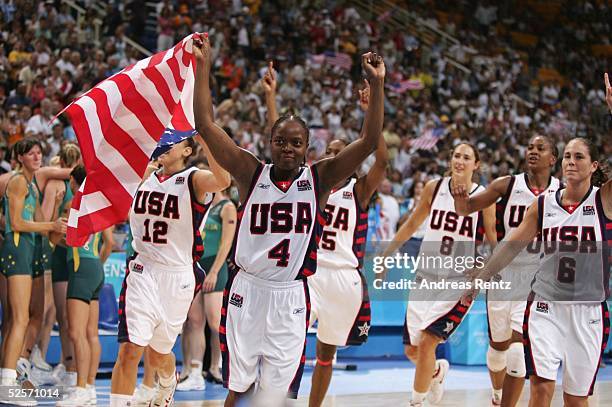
[[287, 280, 310, 398], [588, 302, 610, 396], [219, 271, 238, 390], [523, 292, 537, 378]]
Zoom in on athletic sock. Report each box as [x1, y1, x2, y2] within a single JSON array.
[[411, 390, 427, 404], [110, 393, 132, 407], [159, 370, 176, 387]]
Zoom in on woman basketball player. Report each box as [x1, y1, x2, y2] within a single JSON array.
[[262, 68, 388, 406], [0, 138, 66, 406], [462, 134, 610, 407], [453, 134, 560, 406], [193, 34, 385, 406], [109, 132, 230, 407], [381, 142, 497, 407]]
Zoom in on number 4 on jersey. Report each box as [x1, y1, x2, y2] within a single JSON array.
[[268, 238, 290, 267]]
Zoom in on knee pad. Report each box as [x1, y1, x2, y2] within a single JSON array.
[[506, 342, 526, 378], [487, 346, 507, 372]]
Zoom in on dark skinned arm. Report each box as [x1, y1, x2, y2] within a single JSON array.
[[452, 176, 512, 216], [262, 61, 279, 128]]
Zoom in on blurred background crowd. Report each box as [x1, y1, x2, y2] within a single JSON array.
[[0, 0, 610, 240]]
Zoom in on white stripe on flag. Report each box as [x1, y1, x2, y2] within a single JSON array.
[[157, 48, 181, 103]]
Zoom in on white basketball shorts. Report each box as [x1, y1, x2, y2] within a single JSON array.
[[118, 253, 204, 354], [404, 298, 471, 346], [486, 297, 527, 342], [220, 271, 309, 398]]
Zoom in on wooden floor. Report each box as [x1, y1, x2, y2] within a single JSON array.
[[174, 385, 612, 406]]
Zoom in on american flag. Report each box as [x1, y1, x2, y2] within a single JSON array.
[[61, 35, 197, 246], [410, 127, 445, 152], [323, 51, 353, 70], [386, 79, 424, 94]]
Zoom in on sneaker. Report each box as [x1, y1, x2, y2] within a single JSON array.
[[409, 403, 423, 407], [427, 359, 449, 404], [56, 386, 89, 406], [30, 346, 52, 372], [149, 373, 178, 407], [205, 370, 222, 385], [30, 366, 56, 386], [51, 364, 66, 385], [61, 371, 77, 387], [491, 390, 502, 406], [0, 377, 37, 406], [132, 384, 157, 407], [16, 358, 32, 382], [176, 371, 205, 391], [86, 385, 96, 406]]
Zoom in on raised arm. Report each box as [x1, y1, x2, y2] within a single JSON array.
[[355, 79, 388, 210], [605, 72, 612, 114], [315, 52, 386, 194], [193, 33, 260, 190], [601, 179, 612, 219], [203, 201, 237, 293], [192, 135, 232, 199], [34, 167, 72, 193], [262, 61, 279, 128], [452, 176, 511, 216], [6, 176, 65, 234], [381, 179, 437, 258]]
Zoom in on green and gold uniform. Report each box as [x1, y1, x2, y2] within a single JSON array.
[[198, 199, 230, 292], [1, 173, 43, 277], [67, 232, 104, 303], [33, 177, 53, 273], [51, 180, 73, 283]]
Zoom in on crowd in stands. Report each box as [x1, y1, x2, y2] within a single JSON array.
[[0, 0, 610, 239]]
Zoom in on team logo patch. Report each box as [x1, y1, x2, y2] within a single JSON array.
[[175, 176, 185, 185], [583, 205, 595, 216], [297, 180, 312, 191], [535, 302, 549, 314], [343, 191, 353, 200], [229, 293, 243, 308], [257, 183, 270, 189], [131, 263, 144, 274]]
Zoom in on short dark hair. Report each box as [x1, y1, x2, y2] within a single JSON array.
[[271, 115, 309, 142], [70, 165, 87, 187], [14, 138, 42, 157]]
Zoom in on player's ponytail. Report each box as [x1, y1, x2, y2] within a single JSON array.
[[59, 143, 81, 168]]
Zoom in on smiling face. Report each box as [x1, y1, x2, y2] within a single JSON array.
[[270, 119, 309, 171], [526, 135, 556, 171], [562, 139, 597, 184], [157, 139, 193, 169], [450, 143, 479, 179]]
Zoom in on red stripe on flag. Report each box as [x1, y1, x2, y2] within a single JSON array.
[[143, 67, 176, 113]]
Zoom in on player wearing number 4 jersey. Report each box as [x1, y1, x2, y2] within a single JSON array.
[[382, 143, 497, 407], [453, 134, 560, 406], [463, 135, 611, 407], [109, 129, 230, 407], [194, 33, 385, 406]]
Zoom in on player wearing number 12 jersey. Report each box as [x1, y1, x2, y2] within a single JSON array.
[[109, 131, 230, 407], [194, 33, 386, 406], [382, 143, 496, 407]]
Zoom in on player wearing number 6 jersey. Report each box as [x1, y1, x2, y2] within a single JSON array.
[[381, 142, 496, 407], [109, 130, 230, 407], [452, 134, 560, 406], [462, 135, 611, 407], [194, 33, 385, 406]]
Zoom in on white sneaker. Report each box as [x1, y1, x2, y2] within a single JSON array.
[[492, 390, 502, 406], [56, 386, 89, 406], [16, 358, 32, 382], [150, 374, 178, 407], [30, 366, 56, 386], [61, 371, 77, 387], [30, 346, 52, 372], [51, 364, 66, 385], [0, 377, 37, 406], [427, 359, 450, 404], [132, 384, 157, 407], [176, 371, 205, 391], [86, 385, 96, 406]]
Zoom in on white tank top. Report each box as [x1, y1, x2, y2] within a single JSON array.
[[318, 178, 368, 270], [531, 187, 610, 302], [231, 164, 324, 281], [130, 167, 213, 267]]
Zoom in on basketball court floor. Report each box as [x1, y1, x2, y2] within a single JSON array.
[[32, 357, 612, 406]]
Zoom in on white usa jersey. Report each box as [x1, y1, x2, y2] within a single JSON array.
[[130, 167, 213, 267], [318, 178, 368, 270], [532, 187, 610, 302], [497, 173, 561, 268], [418, 177, 485, 275], [231, 164, 324, 281]]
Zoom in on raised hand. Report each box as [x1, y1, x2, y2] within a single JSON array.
[[361, 52, 385, 83], [605, 73, 612, 113], [262, 61, 277, 95], [193, 33, 212, 73], [358, 79, 370, 111]]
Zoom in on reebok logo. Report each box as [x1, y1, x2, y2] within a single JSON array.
[[535, 302, 549, 314], [545, 212, 556, 218], [343, 191, 353, 200], [297, 180, 312, 191], [229, 293, 243, 308], [589, 318, 600, 325], [175, 176, 185, 185], [257, 183, 270, 189], [293, 307, 305, 314]]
